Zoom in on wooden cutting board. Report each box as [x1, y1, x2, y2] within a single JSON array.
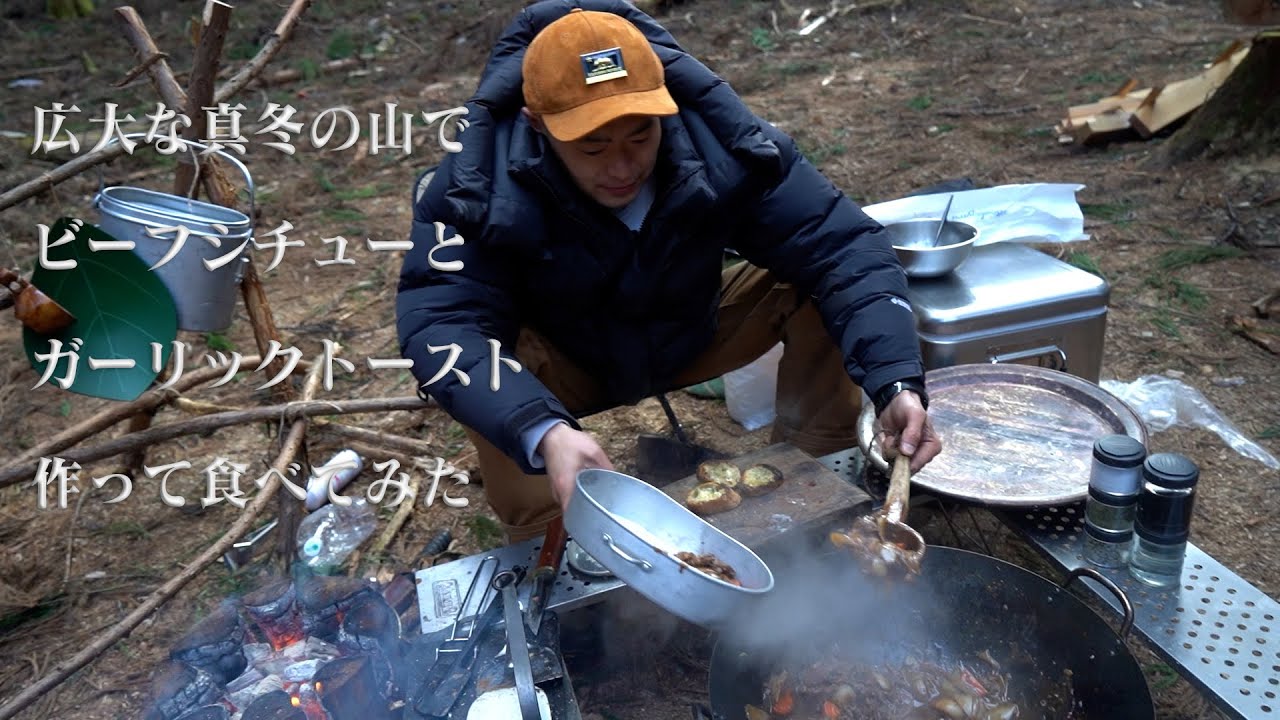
[[659, 443, 872, 549]]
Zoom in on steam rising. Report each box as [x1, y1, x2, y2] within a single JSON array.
[[723, 536, 949, 670]]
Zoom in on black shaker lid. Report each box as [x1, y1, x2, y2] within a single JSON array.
[[1093, 434, 1147, 468], [1143, 452, 1200, 488]]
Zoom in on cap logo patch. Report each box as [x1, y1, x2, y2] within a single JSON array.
[[580, 47, 628, 85]]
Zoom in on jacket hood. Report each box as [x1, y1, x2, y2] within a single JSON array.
[[439, 0, 786, 249]]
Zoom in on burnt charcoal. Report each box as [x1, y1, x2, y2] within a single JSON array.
[[170, 602, 247, 684], [242, 578, 303, 648], [174, 706, 231, 720], [144, 662, 224, 720], [378, 571, 419, 622], [297, 574, 376, 641], [315, 654, 393, 720], [241, 690, 306, 720], [338, 592, 401, 654], [242, 578, 296, 620], [337, 593, 401, 692]]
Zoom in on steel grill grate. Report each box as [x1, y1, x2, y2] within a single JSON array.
[[813, 448, 1280, 720]]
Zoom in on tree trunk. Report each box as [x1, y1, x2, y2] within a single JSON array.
[[1150, 32, 1280, 167]]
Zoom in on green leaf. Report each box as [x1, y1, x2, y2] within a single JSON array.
[[23, 217, 178, 402]]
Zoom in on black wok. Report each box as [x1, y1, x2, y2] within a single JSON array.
[[708, 547, 1153, 719]]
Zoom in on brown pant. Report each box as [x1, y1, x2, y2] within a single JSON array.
[[461, 262, 864, 542]]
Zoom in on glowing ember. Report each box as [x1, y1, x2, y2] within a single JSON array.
[[291, 695, 301, 707], [261, 620, 306, 652]]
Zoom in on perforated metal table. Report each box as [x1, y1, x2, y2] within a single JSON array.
[[817, 448, 1280, 720]]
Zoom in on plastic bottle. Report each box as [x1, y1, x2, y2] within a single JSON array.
[[296, 498, 377, 574], [1129, 453, 1199, 588]]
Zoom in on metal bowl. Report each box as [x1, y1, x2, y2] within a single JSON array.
[[563, 468, 774, 629], [885, 219, 978, 278]]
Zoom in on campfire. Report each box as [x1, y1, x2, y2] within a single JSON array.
[[145, 573, 406, 720]]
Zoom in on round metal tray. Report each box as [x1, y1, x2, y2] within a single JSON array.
[[858, 364, 1148, 507]]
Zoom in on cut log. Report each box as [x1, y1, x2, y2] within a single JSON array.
[[1130, 43, 1250, 138], [1060, 107, 1134, 146], [1151, 31, 1280, 166], [1066, 86, 1152, 121]]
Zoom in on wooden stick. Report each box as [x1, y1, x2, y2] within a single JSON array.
[[364, 468, 423, 569], [172, 393, 440, 460], [114, 7, 186, 112], [235, 258, 303, 566], [174, 0, 232, 199], [119, 407, 159, 479], [251, 56, 362, 87], [317, 421, 438, 458], [0, 396, 430, 488], [219, 0, 314, 101], [0, 360, 326, 720], [0, 0, 312, 213], [0, 356, 268, 487], [113, 51, 169, 88]]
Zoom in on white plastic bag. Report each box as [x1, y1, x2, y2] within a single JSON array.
[[1101, 374, 1280, 470], [861, 183, 1089, 246], [724, 343, 784, 431]]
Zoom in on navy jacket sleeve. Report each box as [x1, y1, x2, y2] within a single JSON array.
[[730, 122, 926, 401], [395, 169, 580, 474]]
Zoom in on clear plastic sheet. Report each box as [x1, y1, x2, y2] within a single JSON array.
[[1101, 374, 1280, 470]]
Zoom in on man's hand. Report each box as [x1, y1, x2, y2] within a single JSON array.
[[877, 391, 942, 473], [538, 423, 615, 513]]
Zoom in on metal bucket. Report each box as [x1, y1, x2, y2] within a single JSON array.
[[92, 133, 255, 332]]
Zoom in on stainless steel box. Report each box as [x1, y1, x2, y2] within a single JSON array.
[[905, 242, 1110, 382]]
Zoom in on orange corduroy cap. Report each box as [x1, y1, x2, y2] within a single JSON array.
[[522, 9, 678, 141]]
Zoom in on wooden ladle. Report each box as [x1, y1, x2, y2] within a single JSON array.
[[0, 267, 76, 335], [830, 453, 926, 578]]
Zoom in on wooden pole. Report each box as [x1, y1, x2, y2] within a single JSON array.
[[174, 0, 233, 199], [116, 2, 306, 568]]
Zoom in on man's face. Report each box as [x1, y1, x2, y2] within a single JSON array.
[[536, 114, 662, 209]]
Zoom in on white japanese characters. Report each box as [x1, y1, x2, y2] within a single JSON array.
[[31, 101, 470, 157], [30, 455, 470, 510], [32, 339, 522, 393], [35, 218, 466, 273]]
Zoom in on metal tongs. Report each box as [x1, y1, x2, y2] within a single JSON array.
[[437, 555, 500, 659], [414, 556, 501, 716], [830, 453, 926, 578], [494, 568, 542, 720]]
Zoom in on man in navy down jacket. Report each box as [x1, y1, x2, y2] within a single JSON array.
[[396, 0, 941, 542]]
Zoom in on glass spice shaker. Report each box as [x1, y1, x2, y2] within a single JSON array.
[[1083, 435, 1147, 568], [1129, 453, 1200, 588]]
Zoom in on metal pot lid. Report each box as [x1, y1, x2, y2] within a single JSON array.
[[859, 363, 1147, 507]]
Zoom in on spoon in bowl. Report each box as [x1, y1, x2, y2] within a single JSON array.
[[931, 194, 955, 247]]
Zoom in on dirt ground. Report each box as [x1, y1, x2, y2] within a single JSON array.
[[0, 1, 1277, 719]]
